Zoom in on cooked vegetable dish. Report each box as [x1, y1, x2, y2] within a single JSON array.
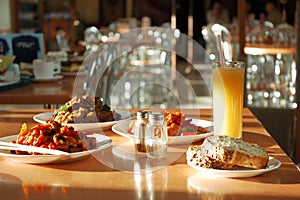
[[52, 96, 121, 124], [162, 111, 209, 136], [12, 121, 96, 155], [128, 111, 209, 136]]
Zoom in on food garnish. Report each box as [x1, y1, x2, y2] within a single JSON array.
[[55, 105, 69, 114]]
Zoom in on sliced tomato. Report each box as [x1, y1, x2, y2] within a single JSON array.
[[128, 127, 133, 134]]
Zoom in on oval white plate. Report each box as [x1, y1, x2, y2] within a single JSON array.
[[111, 119, 214, 145], [33, 75, 64, 83], [187, 156, 281, 178], [0, 134, 112, 164], [33, 110, 133, 131]]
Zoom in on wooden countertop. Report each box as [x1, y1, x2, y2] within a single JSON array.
[[0, 108, 299, 199], [0, 75, 83, 105]]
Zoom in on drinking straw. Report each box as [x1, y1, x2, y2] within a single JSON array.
[[215, 31, 225, 68]]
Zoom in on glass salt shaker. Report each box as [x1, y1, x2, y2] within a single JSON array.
[[134, 110, 150, 153], [145, 113, 168, 159]]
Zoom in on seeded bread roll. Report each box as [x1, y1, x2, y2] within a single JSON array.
[[187, 144, 239, 170], [187, 135, 269, 170]]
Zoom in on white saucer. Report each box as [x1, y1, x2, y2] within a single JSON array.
[[33, 75, 63, 83], [61, 71, 85, 76]]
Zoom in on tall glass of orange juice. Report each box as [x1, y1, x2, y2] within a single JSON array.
[[212, 61, 245, 138]]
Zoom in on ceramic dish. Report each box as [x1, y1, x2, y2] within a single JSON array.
[[0, 134, 112, 164], [61, 71, 85, 76], [187, 156, 281, 178], [32, 75, 64, 83], [33, 110, 133, 131], [111, 119, 214, 145]]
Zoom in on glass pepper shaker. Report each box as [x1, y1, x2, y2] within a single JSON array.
[[134, 110, 150, 153]]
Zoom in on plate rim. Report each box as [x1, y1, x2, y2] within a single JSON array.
[[186, 156, 281, 178], [0, 134, 112, 164], [33, 110, 134, 130], [61, 71, 85, 76], [111, 118, 214, 144], [33, 75, 64, 82]]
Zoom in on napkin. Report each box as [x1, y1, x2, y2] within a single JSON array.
[[0, 55, 16, 74]]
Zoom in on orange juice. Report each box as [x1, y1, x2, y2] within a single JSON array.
[[213, 62, 245, 138]]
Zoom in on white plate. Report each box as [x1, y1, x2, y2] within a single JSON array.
[[187, 156, 281, 178], [111, 119, 214, 145], [33, 110, 133, 131], [33, 75, 64, 83], [61, 71, 85, 76], [0, 134, 112, 164]]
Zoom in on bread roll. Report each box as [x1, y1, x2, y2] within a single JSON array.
[[187, 135, 269, 170]]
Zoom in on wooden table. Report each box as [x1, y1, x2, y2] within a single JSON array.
[[0, 108, 299, 200], [0, 76, 81, 105]]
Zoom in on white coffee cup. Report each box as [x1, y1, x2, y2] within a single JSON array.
[[33, 59, 59, 79]]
